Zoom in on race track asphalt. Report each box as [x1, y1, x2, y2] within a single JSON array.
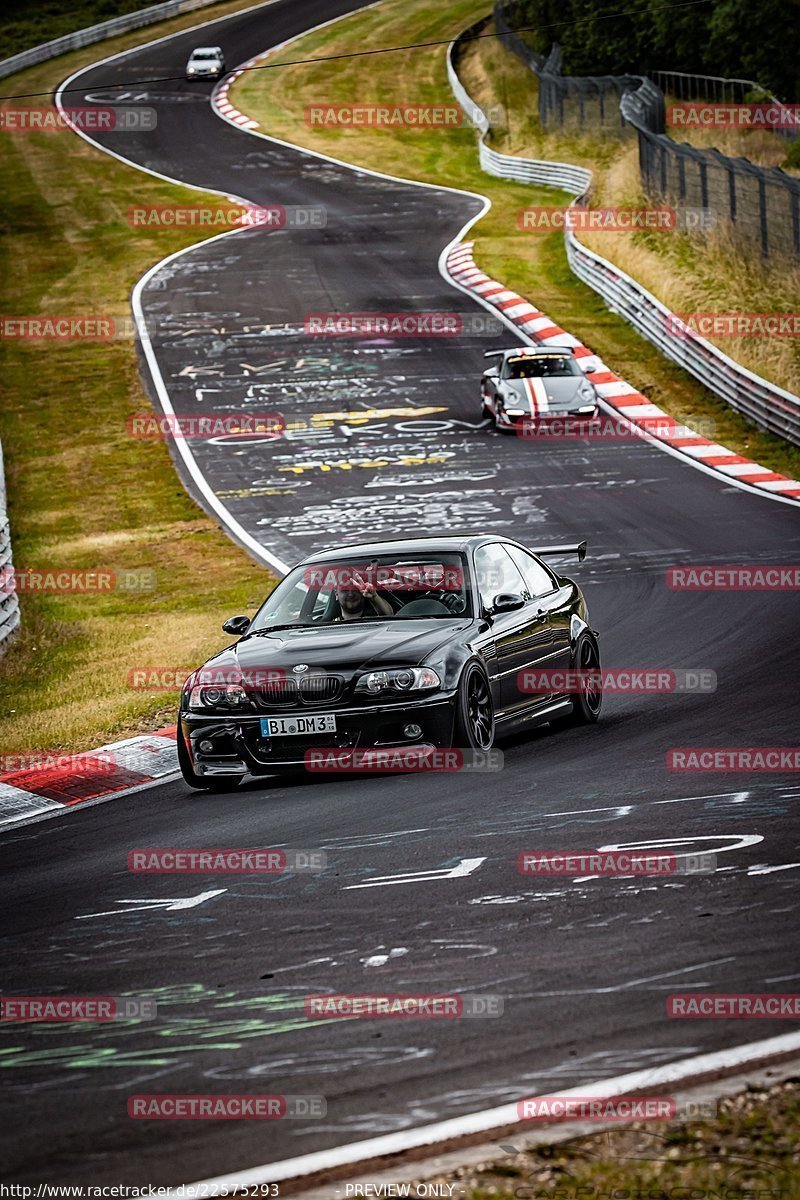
[[1, 0, 799, 1184]]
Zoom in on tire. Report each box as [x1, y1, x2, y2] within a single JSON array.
[[556, 631, 602, 726], [177, 729, 242, 792], [453, 662, 495, 750]]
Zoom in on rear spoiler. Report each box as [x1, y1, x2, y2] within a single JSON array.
[[484, 346, 577, 359], [533, 541, 587, 562]]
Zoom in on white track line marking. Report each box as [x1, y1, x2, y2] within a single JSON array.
[[171, 1031, 800, 1188], [55, 0, 290, 576]]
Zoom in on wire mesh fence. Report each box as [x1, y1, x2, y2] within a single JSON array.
[[493, 0, 800, 258], [446, 24, 800, 447]]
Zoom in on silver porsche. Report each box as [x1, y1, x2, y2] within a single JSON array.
[[480, 346, 599, 433]]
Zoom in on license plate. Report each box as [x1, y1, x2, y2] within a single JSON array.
[[260, 714, 337, 737]]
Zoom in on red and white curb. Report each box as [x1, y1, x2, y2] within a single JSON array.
[[446, 242, 800, 501], [214, 70, 259, 129], [0, 727, 178, 828]]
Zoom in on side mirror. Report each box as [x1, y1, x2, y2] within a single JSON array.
[[483, 364, 499, 377], [492, 592, 525, 614], [222, 614, 251, 636]]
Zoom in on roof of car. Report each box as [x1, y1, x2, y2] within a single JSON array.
[[504, 346, 574, 357], [301, 535, 507, 563], [190, 46, 222, 53]]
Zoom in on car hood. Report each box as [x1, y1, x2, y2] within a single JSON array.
[[502, 376, 594, 414], [202, 619, 471, 677]]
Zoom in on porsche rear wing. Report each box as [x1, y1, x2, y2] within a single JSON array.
[[483, 346, 576, 359], [533, 541, 587, 562]]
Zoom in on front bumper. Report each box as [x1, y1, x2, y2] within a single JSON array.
[[180, 692, 457, 776], [499, 408, 600, 434]]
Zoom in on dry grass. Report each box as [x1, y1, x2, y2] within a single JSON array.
[[459, 33, 800, 399], [665, 99, 800, 176], [412, 1080, 800, 1199]]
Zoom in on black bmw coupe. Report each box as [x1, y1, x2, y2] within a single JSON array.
[[177, 534, 601, 790]]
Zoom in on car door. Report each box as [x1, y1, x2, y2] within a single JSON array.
[[473, 542, 539, 715], [505, 544, 573, 705]]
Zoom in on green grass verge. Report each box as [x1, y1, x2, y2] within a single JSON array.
[[231, 0, 800, 481], [0, 0, 278, 755]]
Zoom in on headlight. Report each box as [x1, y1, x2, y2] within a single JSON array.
[[576, 404, 596, 413], [188, 683, 249, 710], [355, 667, 440, 696]]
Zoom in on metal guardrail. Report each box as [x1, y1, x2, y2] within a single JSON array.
[[0, 0, 221, 81], [0, 441, 20, 650], [565, 235, 800, 444], [445, 16, 493, 135], [448, 20, 591, 195], [446, 28, 800, 448], [479, 138, 590, 193]]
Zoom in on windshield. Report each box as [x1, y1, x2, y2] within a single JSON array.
[[249, 552, 472, 630], [191, 50, 220, 59], [504, 356, 581, 379]]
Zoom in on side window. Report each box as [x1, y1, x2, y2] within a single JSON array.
[[474, 544, 528, 607], [505, 546, 557, 599]]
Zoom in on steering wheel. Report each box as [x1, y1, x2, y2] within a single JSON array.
[[432, 590, 466, 614]]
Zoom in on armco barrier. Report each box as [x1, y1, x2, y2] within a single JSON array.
[[0, 0, 222, 81], [446, 29, 800, 448], [448, 20, 590, 195], [565, 236, 800, 445], [0, 440, 20, 650]]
